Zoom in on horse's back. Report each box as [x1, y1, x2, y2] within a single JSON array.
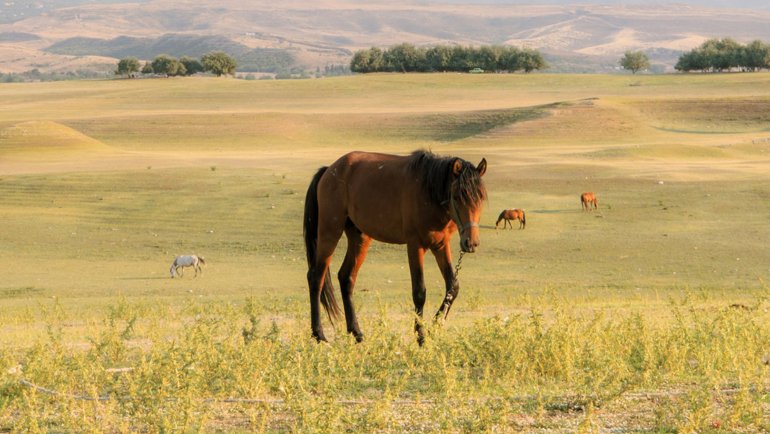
[[326, 151, 406, 185], [174, 255, 197, 266]]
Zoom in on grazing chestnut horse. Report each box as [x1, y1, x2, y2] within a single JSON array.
[[495, 208, 526, 229], [581, 192, 598, 211], [303, 150, 487, 345]]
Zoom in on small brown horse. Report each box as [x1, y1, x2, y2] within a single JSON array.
[[304, 150, 487, 345], [581, 192, 598, 211], [495, 208, 526, 229]]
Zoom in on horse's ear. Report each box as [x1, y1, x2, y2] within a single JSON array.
[[452, 158, 463, 177], [476, 158, 487, 177]]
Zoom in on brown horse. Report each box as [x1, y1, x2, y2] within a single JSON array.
[[303, 150, 487, 345], [495, 208, 526, 229], [581, 192, 598, 211]]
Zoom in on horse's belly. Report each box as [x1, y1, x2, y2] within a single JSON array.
[[349, 213, 406, 245], [364, 229, 406, 245]]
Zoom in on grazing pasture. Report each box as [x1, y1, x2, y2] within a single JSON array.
[[1, 73, 770, 432]]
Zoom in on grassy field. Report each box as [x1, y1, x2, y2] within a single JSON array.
[[1, 73, 770, 432]]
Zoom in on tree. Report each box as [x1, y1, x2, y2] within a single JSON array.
[[474, 45, 502, 72], [384, 43, 425, 73], [742, 40, 770, 71], [448, 45, 472, 72], [201, 51, 237, 77], [700, 38, 741, 71], [619, 50, 650, 74], [115, 57, 140, 78], [367, 47, 385, 72], [519, 49, 547, 73], [151, 55, 186, 77], [675, 49, 708, 72], [499, 46, 522, 72], [350, 48, 375, 73], [425, 45, 453, 72], [180, 56, 204, 76]]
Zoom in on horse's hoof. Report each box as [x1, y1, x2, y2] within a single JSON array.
[[416, 335, 425, 347]]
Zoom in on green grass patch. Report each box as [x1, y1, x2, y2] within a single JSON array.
[[634, 97, 770, 134]]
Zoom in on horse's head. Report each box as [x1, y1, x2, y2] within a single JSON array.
[[495, 210, 505, 229], [449, 157, 487, 253]]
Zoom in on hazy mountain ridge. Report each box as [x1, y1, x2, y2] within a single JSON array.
[[2, 1, 770, 74]]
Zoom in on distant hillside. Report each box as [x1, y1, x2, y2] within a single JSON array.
[[424, 0, 770, 9], [0, 0, 146, 24], [46, 34, 296, 72], [2, 0, 770, 74]]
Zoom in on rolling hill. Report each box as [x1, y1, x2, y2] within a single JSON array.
[[2, 0, 770, 74], [0, 120, 113, 156]]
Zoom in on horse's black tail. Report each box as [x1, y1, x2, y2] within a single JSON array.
[[521, 210, 526, 229], [303, 167, 341, 324]]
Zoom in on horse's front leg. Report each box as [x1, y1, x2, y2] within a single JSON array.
[[432, 245, 459, 321], [407, 244, 427, 346]]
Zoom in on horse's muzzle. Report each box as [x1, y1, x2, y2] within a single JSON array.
[[460, 236, 479, 253], [456, 218, 480, 253]]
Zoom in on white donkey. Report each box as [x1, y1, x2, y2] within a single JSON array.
[[170, 254, 205, 278]]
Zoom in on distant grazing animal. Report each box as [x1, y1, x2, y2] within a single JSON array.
[[170, 255, 205, 278], [496, 208, 526, 229], [303, 149, 487, 346], [581, 192, 598, 211]]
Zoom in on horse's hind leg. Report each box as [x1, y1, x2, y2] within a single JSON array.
[[338, 222, 371, 342], [309, 221, 345, 343]]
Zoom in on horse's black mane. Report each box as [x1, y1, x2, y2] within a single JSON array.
[[406, 150, 486, 208]]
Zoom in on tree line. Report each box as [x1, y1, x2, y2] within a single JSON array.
[[112, 38, 770, 78], [350, 43, 547, 73], [675, 38, 770, 72], [116, 51, 237, 78]]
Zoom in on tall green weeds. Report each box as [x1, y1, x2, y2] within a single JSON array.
[[1, 292, 768, 432]]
